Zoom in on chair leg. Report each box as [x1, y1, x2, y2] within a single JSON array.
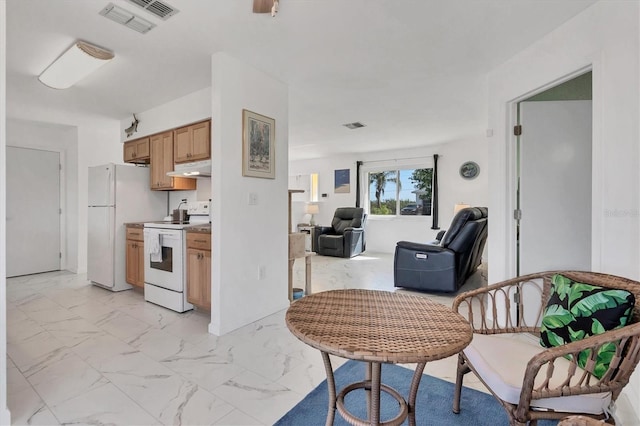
[[453, 353, 470, 414]]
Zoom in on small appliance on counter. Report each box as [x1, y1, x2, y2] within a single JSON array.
[[143, 200, 211, 312], [172, 209, 189, 222], [172, 198, 190, 222]]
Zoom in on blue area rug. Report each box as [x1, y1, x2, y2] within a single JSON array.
[[275, 360, 558, 426]]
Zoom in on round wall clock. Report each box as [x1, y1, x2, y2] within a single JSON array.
[[459, 161, 480, 180]]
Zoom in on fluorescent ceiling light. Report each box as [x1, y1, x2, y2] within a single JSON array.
[[38, 41, 114, 90]]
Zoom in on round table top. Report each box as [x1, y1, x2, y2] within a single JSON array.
[[285, 289, 473, 363]]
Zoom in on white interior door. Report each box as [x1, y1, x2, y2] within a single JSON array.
[[6, 146, 61, 277], [518, 101, 592, 275]]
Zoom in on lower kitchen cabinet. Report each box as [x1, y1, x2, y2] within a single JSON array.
[[186, 232, 211, 310], [126, 227, 145, 288]]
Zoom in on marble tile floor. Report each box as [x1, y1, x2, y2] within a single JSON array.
[[6, 253, 639, 425]]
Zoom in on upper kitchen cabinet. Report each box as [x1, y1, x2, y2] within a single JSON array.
[[174, 120, 211, 163], [123, 137, 150, 164], [150, 131, 196, 191]]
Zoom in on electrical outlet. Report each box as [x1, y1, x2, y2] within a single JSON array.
[[249, 192, 258, 205], [259, 265, 266, 280]]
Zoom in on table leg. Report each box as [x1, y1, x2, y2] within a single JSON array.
[[321, 352, 336, 426], [287, 259, 294, 302], [370, 362, 381, 425], [407, 362, 426, 426], [304, 255, 312, 296], [365, 362, 371, 416]]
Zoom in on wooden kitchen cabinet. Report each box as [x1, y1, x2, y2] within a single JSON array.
[[186, 232, 211, 310], [125, 227, 145, 288], [150, 131, 196, 191], [174, 120, 211, 163], [123, 137, 150, 164]]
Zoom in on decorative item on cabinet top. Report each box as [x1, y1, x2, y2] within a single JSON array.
[[125, 114, 139, 138]]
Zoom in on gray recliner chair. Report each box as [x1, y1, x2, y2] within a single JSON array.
[[394, 207, 488, 292], [314, 207, 366, 258]]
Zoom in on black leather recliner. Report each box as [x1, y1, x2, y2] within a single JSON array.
[[314, 207, 366, 258], [394, 207, 488, 292]]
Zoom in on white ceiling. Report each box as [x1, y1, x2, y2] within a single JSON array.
[[6, 0, 597, 160]]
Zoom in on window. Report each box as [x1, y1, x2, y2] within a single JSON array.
[[310, 173, 319, 202], [368, 168, 433, 216]]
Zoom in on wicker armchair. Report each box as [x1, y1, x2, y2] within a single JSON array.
[[452, 271, 640, 425]]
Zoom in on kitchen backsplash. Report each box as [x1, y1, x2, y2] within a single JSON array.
[[168, 178, 211, 213]]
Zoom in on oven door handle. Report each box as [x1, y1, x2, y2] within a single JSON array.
[[158, 233, 180, 239]]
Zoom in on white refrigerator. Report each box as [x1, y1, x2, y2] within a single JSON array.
[[87, 163, 167, 291]]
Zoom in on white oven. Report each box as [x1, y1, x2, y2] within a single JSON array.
[[143, 201, 210, 313], [144, 228, 183, 291], [143, 226, 192, 312]]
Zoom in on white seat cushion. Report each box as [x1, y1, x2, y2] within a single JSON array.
[[463, 333, 611, 414]]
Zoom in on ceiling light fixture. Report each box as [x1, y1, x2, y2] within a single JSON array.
[[38, 41, 114, 90]]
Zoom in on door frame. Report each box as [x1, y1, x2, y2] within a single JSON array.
[[505, 64, 601, 278], [7, 144, 67, 271]]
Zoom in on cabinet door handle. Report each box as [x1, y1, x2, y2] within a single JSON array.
[[194, 239, 207, 243]]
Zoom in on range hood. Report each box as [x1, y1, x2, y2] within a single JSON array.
[[166, 159, 211, 178]]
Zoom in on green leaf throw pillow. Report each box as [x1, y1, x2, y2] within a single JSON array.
[[539, 274, 635, 379]]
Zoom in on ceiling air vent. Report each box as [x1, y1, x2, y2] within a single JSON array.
[[126, 0, 179, 20], [343, 122, 366, 130], [100, 3, 156, 34]]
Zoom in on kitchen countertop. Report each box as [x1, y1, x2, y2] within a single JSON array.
[[125, 222, 211, 233], [186, 224, 211, 233], [125, 222, 146, 228]]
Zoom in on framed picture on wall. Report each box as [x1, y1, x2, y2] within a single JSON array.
[[242, 109, 275, 179], [334, 169, 350, 193]]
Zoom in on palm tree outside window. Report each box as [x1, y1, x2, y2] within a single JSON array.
[[368, 168, 433, 216]]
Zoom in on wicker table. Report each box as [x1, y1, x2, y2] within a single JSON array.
[[285, 289, 473, 426]]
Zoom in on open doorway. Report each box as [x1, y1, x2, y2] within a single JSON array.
[[515, 72, 592, 276]]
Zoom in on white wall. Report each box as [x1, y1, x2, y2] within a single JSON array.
[[210, 52, 289, 335], [486, 0, 640, 410], [119, 87, 211, 139], [6, 120, 79, 272], [0, 3, 10, 424], [289, 137, 489, 253]]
